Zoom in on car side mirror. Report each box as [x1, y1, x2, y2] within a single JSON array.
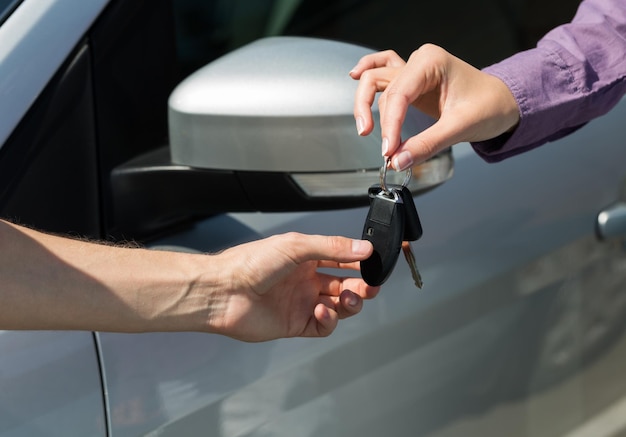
[[111, 37, 453, 238]]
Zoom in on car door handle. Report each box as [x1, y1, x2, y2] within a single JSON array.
[[597, 202, 626, 240]]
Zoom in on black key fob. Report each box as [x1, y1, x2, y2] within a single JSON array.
[[360, 188, 405, 286]]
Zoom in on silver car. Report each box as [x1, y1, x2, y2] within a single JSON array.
[[2, 0, 626, 436]]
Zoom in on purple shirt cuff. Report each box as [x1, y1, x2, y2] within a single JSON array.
[[471, 0, 626, 163]]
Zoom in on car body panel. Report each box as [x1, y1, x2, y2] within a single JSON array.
[[0, 331, 106, 437]]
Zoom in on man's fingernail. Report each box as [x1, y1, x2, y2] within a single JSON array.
[[393, 151, 414, 171], [346, 292, 358, 307], [382, 137, 389, 156], [352, 239, 371, 256], [356, 116, 365, 135]]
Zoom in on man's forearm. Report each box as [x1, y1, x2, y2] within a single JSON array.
[[0, 220, 377, 341], [0, 220, 218, 332]]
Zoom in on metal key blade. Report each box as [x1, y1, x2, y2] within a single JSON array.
[[402, 241, 423, 289]]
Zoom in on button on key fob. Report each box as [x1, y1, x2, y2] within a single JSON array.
[[360, 187, 405, 286]]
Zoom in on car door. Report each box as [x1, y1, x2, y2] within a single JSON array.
[[97, 114, 626, 437]]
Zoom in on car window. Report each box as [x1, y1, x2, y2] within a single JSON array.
[[172, 0, 581, 78], [0, 0, 21, 26]]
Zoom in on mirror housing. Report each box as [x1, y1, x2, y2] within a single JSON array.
[[112, 37, 453, 238]]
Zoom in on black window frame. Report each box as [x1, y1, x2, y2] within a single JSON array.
[[0, 0, 23, 26]]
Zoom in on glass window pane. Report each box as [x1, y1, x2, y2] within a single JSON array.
[[172, 0, 581, 76]]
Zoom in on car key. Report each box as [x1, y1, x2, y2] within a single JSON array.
[[402, 240, 423, 289], [360, 187, 405, 286], [397, 186, 424, 289]]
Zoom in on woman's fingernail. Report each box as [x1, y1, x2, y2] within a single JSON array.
[[356, 116, 365, 135], [382, 137, 389, 156], [393, 151, 414, 171], [352, 239, 371, 256]]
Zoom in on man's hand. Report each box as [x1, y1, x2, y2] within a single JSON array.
[[208, 233, 379, 342]]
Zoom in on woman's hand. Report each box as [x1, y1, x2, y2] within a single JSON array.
[[350, 44, 519, 170]]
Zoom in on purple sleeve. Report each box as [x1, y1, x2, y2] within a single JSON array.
[[471, 0, 626, 163]]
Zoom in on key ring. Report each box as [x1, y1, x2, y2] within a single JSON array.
[[379, 157, 412, 194]]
